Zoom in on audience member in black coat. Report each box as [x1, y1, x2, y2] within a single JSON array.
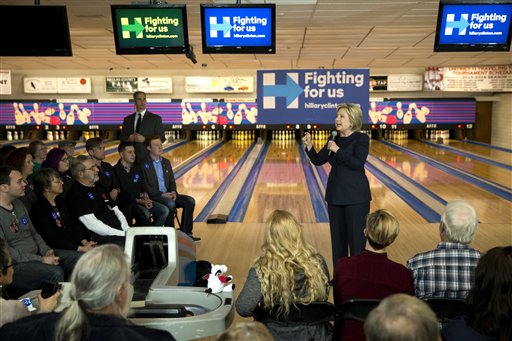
[[30, 168, 96, 252]]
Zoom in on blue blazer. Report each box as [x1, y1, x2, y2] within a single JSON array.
[[306, 132, 371, 206]]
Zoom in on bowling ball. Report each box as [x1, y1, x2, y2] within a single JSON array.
[[218, 116, 228, 125], [386, 115, 397, 124]]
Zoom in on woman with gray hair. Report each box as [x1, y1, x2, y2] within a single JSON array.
[[0, 244, 175, 341]]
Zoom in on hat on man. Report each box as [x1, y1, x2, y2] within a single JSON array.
[[58, 140, 77, 148]]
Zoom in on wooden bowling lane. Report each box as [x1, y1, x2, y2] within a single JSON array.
[[243, 140, 317, 224], [404, 140, 511, 188], [371, 140, 512, 225], [175, 140, 254, 215], [445, 140, 512, 165]]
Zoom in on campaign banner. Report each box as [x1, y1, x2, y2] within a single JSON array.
[[138, 77, 173, 93], [24, 77, 58, 93], [257, 69, 369, 125], [425, 65, 512, 92], [369, 76, 388, 91], [57, 77, 92, 94], [387, 74, 423, 91], [106, 77, 138, 93], [0, 70, 11, 95]]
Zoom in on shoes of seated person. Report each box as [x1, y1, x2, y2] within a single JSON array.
[[187, 234, 201, 243]]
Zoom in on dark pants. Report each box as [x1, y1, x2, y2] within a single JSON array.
[[328, 202, 370, 265], [153, 194, 195, 235], [12, 249, 82, 290], [116, 191, 150, 226]]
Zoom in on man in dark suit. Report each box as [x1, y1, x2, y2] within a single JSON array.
[[120, 91, 165, 163], [141, 135, 200, 243]]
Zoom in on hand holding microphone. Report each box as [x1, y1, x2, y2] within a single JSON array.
[[328, 131, 338, 156]]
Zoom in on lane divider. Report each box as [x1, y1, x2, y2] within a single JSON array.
[[421, 139, 512, 171], [381, 140, 512, 202], [462, 139, 512, 153], [228, 141, 270, 222], [194, 142, 257, 222], [297, 142, 329, 222]]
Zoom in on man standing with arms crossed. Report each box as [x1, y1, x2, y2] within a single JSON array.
[[120, 91, 165, 164]]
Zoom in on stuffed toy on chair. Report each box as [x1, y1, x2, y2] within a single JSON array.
[[203, 264, 235, 294]]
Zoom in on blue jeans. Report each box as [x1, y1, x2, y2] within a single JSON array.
[[153, 194, 195, 235], [12, 249, 82, 290], [138, 201, 169, 226]]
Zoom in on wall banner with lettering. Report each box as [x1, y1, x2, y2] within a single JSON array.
[[425, 65, 512, 92], [0, 70, 12, 95]]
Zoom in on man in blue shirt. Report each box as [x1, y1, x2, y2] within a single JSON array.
[[141, 136, 200, 243]]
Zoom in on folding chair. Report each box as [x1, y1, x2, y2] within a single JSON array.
[[424, 297, 466, 324], [334, 299, 381, 339]]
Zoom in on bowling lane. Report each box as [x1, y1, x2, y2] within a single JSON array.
[[371, 141, 511, 224], [243, 140, 317, 224], [404, 140, 511, 188], [176, 140, 254, 215], [445, 140, 512, 165]]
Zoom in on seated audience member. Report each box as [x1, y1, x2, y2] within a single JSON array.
[[41, 148, 74, 195], [30, 168, 96, 252], [86, 137, 148, 226], [28, 140, 47, 174], [0, 166, 81, 290], [407, 200, 481, 299], [236, 210, 331, 341], [113, 141, 168, 226], [333, 209, 413, 341], [0, 244, 176, 341], [442, 246, 512, 341], [4, 147, 37, 211], [141, 135, 200, 242], [66, 156, 128, 246], [217, 321, 274, 341], [364, 294, 440, 341], [0, 238, 60, 327], [57, 140, 76, 170]]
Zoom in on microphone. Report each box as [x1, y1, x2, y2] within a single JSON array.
[[328, 131, 337, 156]]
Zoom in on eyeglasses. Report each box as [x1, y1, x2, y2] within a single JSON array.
[[83, 166, 98, 171], [60, 158, 68, 162]]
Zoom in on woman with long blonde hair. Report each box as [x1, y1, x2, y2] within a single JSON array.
[[236, 210, 331, 340]]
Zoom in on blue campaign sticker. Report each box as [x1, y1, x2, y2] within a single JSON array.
[[20, 216, 29, 225], [144, 163, 150, 169], [87, 192, 95, 200], [133, 173, 140, 183], [51, 211, 58, 220], [105, 171, 111, 177]]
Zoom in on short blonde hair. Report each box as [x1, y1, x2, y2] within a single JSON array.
[[337, 103, 362, 132], [366, 209, 400, 250], [217, 322, 273, 341], [365, 294, 439, 341]]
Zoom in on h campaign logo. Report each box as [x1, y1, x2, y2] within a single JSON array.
[[121, 17, 145, 39], [209, 16, 233, 38], [445, 13, 470, 36], [262, 72, 303, 110]]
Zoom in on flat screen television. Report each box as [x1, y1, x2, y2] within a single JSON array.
[[200, 4, 276, 54], [111, 4, 189, 54], [434, 0, 512, 52], [0, 5, 72, 56]]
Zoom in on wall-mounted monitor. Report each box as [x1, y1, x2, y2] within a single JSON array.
[[111, 4, 189, 54], [434, 0, 512, 52], [0, 5, 72, 56], [200, 4, 276, 54]]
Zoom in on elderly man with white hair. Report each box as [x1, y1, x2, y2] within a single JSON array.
[[407, 200, 481, 299]]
